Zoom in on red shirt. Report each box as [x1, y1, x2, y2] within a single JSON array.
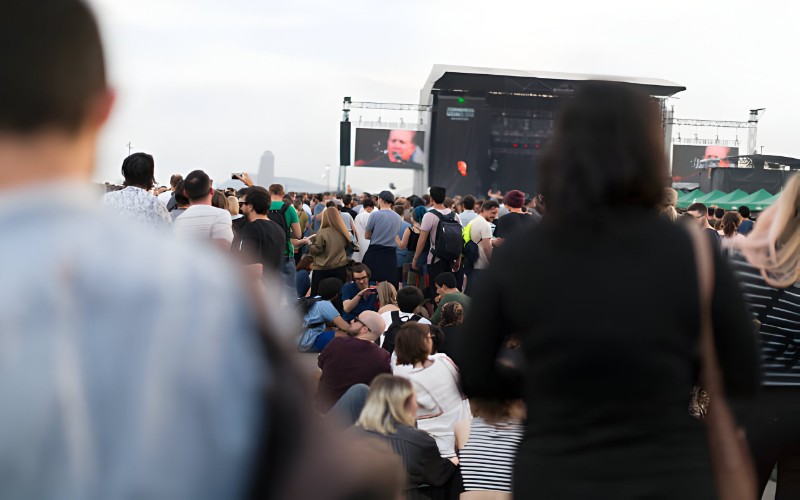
[[315, 336, 391, 413]]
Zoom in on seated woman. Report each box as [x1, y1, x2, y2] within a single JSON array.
[[454, 398, 525, 499], [393, 322, 470, 458], [298, 277, 349, 353], [377, 281, 399, 314], [355, 374, 457, 500]]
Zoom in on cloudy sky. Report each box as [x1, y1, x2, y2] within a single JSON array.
[[87, 0, 798, 193]]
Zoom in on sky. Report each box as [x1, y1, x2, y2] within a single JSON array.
[[87, 0, 800, 193]]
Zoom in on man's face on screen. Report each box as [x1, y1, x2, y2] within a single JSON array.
[[387, 130, 416, 162]]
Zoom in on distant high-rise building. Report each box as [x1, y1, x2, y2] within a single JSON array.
[[258, 151, 274, 186]]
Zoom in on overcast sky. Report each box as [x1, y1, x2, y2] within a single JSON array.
[[87, 0, 799, 193]]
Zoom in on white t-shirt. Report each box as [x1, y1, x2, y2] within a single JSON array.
[[468, 216, 493, 270], [157, 190, 173, 207], [352, 210, 372, 262], [174, 205, 234, 244]]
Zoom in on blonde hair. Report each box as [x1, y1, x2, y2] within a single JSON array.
[[377, 282, 397, 308], [227, 196, 239, 216], [320, 206, 350, 242], [660, 187, 678, 222], [356, 374, 416, 435], [738, 174, 800, 287]]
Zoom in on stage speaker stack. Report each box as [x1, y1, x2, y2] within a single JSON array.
[[340, 121, 351, 166]]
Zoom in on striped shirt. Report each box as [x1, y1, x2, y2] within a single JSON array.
[[459, 417, 524, 492], [730, 253, 800, 386]]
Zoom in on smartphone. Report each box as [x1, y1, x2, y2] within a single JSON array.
[[231, 172, 244, 179]]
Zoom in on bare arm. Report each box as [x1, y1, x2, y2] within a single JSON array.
[[396, 227, 411, 249], [411, 230, 430, 270], [291, 221, 301, 240], [453, 419, 472, 453], [480, 238, 493, 263], [331, 315, 349, 331]]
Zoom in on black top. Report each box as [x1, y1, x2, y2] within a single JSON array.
[[236, 219, 285, 271], [494, 212, 536, 240], [354, 425, 456, 498], [458, 210, 759, 499]]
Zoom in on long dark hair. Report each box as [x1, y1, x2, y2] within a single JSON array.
[[540, 82, 666, 221]]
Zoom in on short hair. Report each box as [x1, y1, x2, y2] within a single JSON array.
[[395, 322, 431, 366], [397, 286, 424, 313], [169, 174, 183, 188], [480, 200, 500, 212], [422, 194, 431, 206], [351, 262, 371, 279], [120, 153, 155, 189], [362, 198, 375, 209], [211, 190, 229, 211], [245, 189, 271, 215], [462, 195, 476, 210], [434, 272, 457, 290], [439, 301, 464, 327], [393, 204, 405, 217], [268, 184, 285, 196], [687, 203, 708, 216], [318, 277, 344, 301], [1, 0, 106, 134], [430, 187, 446, 204], [738, 205, 751, 218], [184, 170, 212, 201], [342, 194, 352, 206], [173, 180, 189, 206], [714, 207, 725, 219]]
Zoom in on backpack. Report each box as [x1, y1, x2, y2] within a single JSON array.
[[268, 202, 291, 242], [381, 311, 422, 354], [461, 220, 480, 274], [430, 210, 463, 263]]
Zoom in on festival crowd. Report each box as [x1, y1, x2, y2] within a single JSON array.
[[4, 1, 800, 500]]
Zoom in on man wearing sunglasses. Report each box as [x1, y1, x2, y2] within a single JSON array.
[[315, 310, 389, 414]]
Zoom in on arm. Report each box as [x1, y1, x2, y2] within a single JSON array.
[[416, 432, 457, 486], [411, 230, 430, 270], [290, 221, 302, 240], [330, 315, 350, 332], [343, 288, 368, 313], [364, 215, 375, 241], [308, 232, 325, 256], [364, 230, 373, 240], [480, 237, 493, 263], [431, 298, 445, 325], [233, 172, 254, 187], [396, 227, 411, 249], [453, 419, 472, 453]]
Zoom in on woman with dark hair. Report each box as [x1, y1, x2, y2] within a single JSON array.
[[459, 82, 758, 499], [394, 322, 470, 460], [720, 211, 745, 254], [308, 207, 350, 296]]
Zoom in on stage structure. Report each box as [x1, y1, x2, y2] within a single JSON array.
[[418, 65, 685, 197]]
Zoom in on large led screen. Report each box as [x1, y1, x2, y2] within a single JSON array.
[[672, 144, 738, 181], [354, 128, 425, 170]]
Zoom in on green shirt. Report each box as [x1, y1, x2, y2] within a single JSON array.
[[431, 291, 471, 325], [270, 201, 299, 257]]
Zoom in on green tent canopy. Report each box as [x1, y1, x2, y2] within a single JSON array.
[[732, 189, 774, 212], [676, 190, 710, 209], [712, 189, 749, 211]]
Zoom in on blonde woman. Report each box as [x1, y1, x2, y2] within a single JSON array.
[[308, 206, 349, 296], [731, 174, 800, 498], [377, 281, 399, 314], [356, 374, 457, 498]]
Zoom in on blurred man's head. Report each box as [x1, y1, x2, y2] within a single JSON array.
[[387, 130, 417, 163], [0, 0, 114, 187], [184, 170, 213, 203]]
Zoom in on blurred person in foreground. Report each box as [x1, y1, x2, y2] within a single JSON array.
[[458, 82, 759, 499], [0, 2, 391, 499], [730, 174, 800, 499]]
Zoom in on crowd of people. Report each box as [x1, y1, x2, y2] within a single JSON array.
[[5, 1, 800, 499]]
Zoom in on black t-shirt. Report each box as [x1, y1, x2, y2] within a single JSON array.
[[703, 227, 722, 254], [237, 219, 285, 270], [494, 212, 536, 240]]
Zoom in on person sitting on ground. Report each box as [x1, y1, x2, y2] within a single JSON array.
[[438, 301, 464, 360], [454, 398, 526, 499], [377, 281, 399, 314], [393, 322, 470, 459], [315, 310, 389, 413], [103, 152, 171, 231], [431, 272, 472, 325], [173, 170, 234, 250], [341, 262, 379, 322], [298, 277, 350, 353], [354, 374, 458, 499], [295, 254, 314, 298], [380, 286, 432, 352]]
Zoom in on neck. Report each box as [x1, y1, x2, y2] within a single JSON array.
[[0, 129, 96, 190], [433, 203, 445, 210], [508, 207, 523, 213], [190, 196, 212, 206], [249, 213, 267, 222], [271, 196, 283, 203]]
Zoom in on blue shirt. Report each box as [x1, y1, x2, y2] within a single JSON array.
[[0, 183, 266, 500], [299, 300, 341, 351], [396, 221, 413, 267], [340, 281, 378, 321], [364, 209, 402, 247]]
